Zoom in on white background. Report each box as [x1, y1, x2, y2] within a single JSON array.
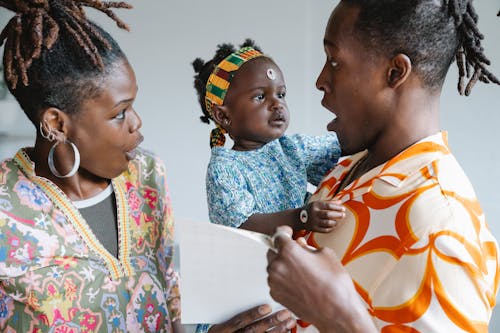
[[1, 0, 499, 330]]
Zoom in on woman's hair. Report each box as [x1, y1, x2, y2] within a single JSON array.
[[192, 38, 262, 125], [342, 0, 499, 95], [0, 0, 132, 122]]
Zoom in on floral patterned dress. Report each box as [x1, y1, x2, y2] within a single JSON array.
[[0, 148, 180, 332]]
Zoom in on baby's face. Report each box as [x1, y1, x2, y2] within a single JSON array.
[[223, 57, 290, 150]]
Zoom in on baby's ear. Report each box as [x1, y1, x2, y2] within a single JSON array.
[[212, 105, 231, 130]]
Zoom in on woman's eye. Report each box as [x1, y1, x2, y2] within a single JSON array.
[[330, 59, 339, 68], [115, 109, 126, 120], [254, 94, 264, 101]]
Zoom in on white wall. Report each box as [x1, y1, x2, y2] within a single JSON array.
[[1, 0, 499, 329]]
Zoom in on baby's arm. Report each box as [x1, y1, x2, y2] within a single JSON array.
[[207, 157, 344, 236], [241, 200, 345, 236], [292, 133, 342, 186]]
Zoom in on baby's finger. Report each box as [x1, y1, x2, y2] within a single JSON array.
[[317, 210, 345, 220], [318, 219, 337, 228], [312, 225, 335, 233]]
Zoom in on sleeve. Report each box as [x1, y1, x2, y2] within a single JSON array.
[[206, 160, 257, 228], [195, 324, 211, 333], [371, 192, 498, 332], [291, 133, 341, 186], [154, 156, 181, 322]]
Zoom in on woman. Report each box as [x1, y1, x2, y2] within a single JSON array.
[[0, 0, 293, 331]]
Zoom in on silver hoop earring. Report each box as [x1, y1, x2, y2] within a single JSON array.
[[48, 140, 81, 178], [39, 122, 55, 142]]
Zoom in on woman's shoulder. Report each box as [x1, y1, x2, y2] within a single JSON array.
[[123, 147, 167, 184]]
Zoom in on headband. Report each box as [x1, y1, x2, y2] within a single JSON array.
[[205, 46, 264, 148]]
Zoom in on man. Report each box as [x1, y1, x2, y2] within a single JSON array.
[[267, 1, 499, 332]]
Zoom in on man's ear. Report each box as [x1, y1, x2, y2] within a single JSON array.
[[387, 53, 412, 89], [211, 105, 231, 130], [40, 108, 71, 142]]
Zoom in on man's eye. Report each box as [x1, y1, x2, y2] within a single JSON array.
[[115, 109, 126, 120]]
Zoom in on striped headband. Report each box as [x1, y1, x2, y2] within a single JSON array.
[[205, 46, 264, 117]]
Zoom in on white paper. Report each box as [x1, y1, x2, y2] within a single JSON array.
[[177, 218, 283, 324]]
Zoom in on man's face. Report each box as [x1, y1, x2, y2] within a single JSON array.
[[316, 2, 391, 156]]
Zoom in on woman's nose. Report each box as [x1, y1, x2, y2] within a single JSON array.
[[129, 109, 142, 132]]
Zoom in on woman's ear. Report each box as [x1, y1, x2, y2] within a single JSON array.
[[211, 105, 231, 130], [40, 108, 70, 142], [387, 53, 412, 89]]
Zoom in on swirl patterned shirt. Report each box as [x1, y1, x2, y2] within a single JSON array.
[[299, 132, 499, 333], [0, 148, 180, 332]]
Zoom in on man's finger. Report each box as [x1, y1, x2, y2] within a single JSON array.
[[271, 226, 293, 251]]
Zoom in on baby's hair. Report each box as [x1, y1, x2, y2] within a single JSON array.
[[192, 38, 262, 125], [343, 0, 499, 96], [0, 0, 131, 122]]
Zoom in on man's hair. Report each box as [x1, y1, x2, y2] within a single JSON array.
[[343, 0, 499, 95], [0, 0, 132, 122]]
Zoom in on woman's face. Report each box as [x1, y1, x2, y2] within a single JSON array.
[[68, 60, 143, 179], [223, 58, 289, 150]]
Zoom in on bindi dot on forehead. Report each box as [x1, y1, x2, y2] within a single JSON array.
[[266, 68, 276, 80]]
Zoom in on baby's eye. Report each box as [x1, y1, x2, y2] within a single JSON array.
[[254, 94, 265, 101], [278, 91, 286, 99], [115, 109, 126, 120]]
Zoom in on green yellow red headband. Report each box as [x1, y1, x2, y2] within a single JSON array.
[[205, 46, 264, 148], [205, 46, 264, 116]]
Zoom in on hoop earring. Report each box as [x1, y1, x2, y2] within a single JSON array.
[[48, 140, 81, 178], [40, 122, 55, 142]]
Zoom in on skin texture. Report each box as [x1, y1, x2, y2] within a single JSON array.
[[267, 2, 444, 331], [30, 59, 143, 201], [212, 57, 290, 152], [209, 305, 296, 333], [267, 227, 377, 333], [241, 200, 345, 236]]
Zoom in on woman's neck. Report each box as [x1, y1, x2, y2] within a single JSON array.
[[29, 138, 110, 201]]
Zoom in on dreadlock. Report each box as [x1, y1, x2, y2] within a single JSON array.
[[0, 0, 131, 122], [192, 39, 262, 125], [342, 0, 499, 96]]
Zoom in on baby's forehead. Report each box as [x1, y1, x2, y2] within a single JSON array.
[[236, 57, 283, 78]]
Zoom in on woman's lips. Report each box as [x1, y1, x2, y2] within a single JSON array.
[[125, 134, 144, 161]]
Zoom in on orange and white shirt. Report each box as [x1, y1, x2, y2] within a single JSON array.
[[304, 132, 499, 333]]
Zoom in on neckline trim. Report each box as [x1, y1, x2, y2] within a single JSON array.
[[73, 184, 114, 209]]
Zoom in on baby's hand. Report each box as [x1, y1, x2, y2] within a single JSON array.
[[300, 200, 346, 233]]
